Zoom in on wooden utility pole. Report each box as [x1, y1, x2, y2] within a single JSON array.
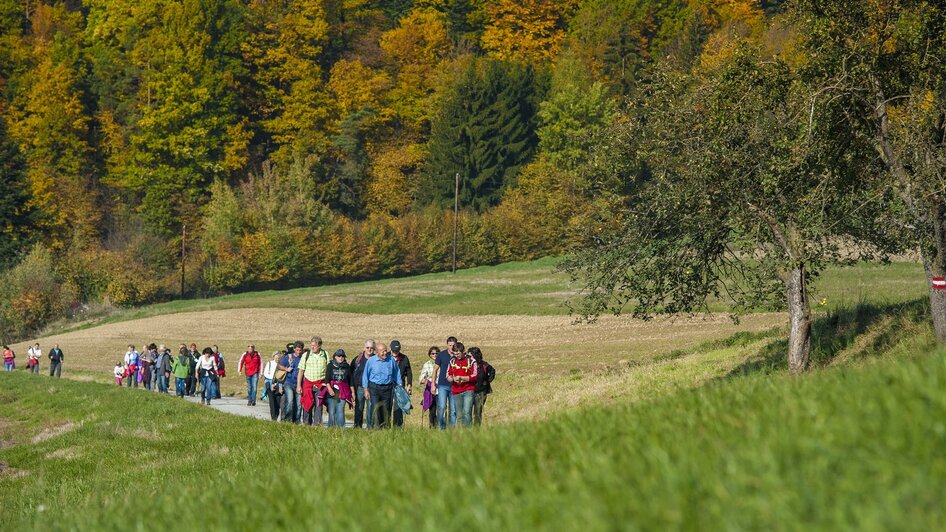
[[180, 224, 186, 299], [452, 172, 459, 273]]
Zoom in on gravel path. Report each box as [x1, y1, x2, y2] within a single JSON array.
[[182, 394, 354, 427]]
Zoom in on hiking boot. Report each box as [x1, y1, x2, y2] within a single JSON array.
[[200, 399, 205, 405]]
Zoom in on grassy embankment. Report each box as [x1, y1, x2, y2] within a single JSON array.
[[0, 306, 943, 530]]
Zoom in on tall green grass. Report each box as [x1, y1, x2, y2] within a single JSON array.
[[2, 340, 944, 530]]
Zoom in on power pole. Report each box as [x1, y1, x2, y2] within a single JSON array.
[[453, 172, 459, 273], [180, 224, 186, 299]]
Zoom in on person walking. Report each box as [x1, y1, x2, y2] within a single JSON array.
[[362, 343, 401, 429], [197, 347, 219, 405], [155, 345, 172, 393], [47, 344, 64, 378], [418, 346, 439, 428], [3, 346, 14, 372], [278, 342, 304, 423], [446, 342, 477, 428], [171, 347, 192, 397], [298, 337, 329, 426], [114, 362, 125, 385], [139, 355, 152, 390], [469, 347, 495, 426], [432, 337, 458, 429], [265, 352, 283, 420], [212, 345, 225, 399], [186, 343, 199, 396], [124, 345, 140, 387], [239, 345, 262, 406], [262, 352, 278, 404], [27, 343, 41, 373], [351, 340, 375, 429], [390, 340, 412, 427], [322, 349, 353, 427]]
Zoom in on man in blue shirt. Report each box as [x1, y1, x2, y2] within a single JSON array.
[[279, 341, 304, 423], [362, 343, 402, 429], [432, 336, 458, 429]]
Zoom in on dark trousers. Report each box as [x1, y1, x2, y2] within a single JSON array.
[[354, 386, 367, 428], [368, 383, 394, 429], [427, 405, 437, 428], [185, 375, 196, 395], [474, 392, 488, 426], [49, 361, 62, 378], [268, 386, 283, 421]]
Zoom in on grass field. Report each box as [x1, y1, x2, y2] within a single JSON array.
[[0, 258, 940, 529]]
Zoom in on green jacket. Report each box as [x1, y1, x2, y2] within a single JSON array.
[[172, 355, 192, 379]]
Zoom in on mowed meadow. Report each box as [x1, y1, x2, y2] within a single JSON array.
[[6, 258, 928, 424]]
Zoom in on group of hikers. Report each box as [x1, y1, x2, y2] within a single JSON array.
[[2, 343, 65, 377], [112, 335, 496, 429]]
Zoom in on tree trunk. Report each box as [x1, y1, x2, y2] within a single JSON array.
[[786, 263, 812, 374], [923, 199, 946, 343]]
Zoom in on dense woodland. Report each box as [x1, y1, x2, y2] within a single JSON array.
[[0, 0, 943, 363]]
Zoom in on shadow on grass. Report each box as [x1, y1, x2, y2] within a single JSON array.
[[725, 298, 931, 378]]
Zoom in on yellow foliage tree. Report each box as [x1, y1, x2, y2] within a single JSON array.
[[480, 0, 577, 66], [365, 142, 427, 216]]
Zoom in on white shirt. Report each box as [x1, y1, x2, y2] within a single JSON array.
[[262, 360, 277, 380], [124, 350, 139, 365], [197, 354, 218, 372], [28, 347, 41, 360], [114, 365, 124, 378]]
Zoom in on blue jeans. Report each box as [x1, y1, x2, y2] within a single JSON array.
[[454, 390, 474, 427], [157, 374, 169, 393], [326, 396, 346, 427], [262, 378, 272, 401], [246, 374, 259, 403], [176, 377, 186, 396], [436, 386, 456, 429], [282, 385, 300, 423], [4, 362, 14, 371], [201, 376, 216, 403]]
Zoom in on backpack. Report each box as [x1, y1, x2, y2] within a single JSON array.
[[216, 354, 225, 372]]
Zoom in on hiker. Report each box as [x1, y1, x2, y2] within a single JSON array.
[[418, 346, 439, 428], [211, 345, 225, 399], [143, 344, 158, 391], [172, 347, 192, 397], [139, 356, 152, 390], [239, 344, 262, 406], [351, 340, 375, 428], [391, 340, 413, 427], [432, 336, 458, 429], [446, 342, 477, 427], [322, 349, 353, 427], [124, 345, 140, 387], [265, 352, 283, 420], [278, 342, 304, 423], [48, 344, 64, 378], [261, 351, 278, 404], [362, 342, 401, 429], [186, 343, 199, 396], [3, 345, 14, 372], [298, 336, 329, 426], [469, 347, 495, 426], [155, 345, 172, 393], [197, 347, 219, 405], [27, 343, 41, 373], [114, 362, 124, 385]]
